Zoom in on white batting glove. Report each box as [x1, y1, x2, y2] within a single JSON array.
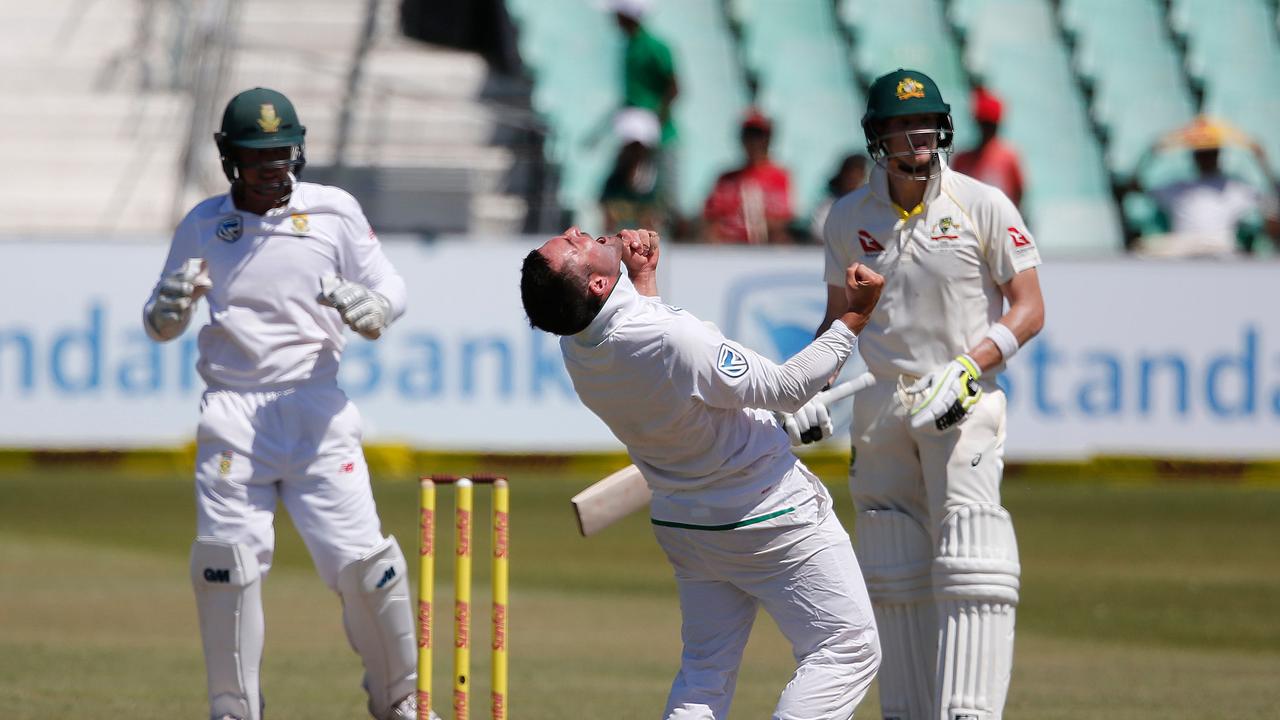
[[906, 354, 983, 434], [146, 259, 209, 340], [778, 388, 839, 446], [318, 275, 391, 340]]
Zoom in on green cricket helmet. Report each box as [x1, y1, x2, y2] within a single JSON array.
[[861, 69, 954, 178], [214, 87, 307, 187]]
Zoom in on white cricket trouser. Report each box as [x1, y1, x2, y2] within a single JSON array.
[[654, 475, 880, 720], [194, 383, 386, 589], [850, 380, 1017, 720], [849, 382, 1007, 526]]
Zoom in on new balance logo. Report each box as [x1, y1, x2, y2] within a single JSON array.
[[376, 566, 396, 589], [858, 229, 885, 253], [717, 344, 749, 378]]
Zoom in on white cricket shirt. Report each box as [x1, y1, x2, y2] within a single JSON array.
[[1150, 175, 1259, 257], [823, 161, 1040, 382], [561, 273, 857, 527], [148, 182, 406, 389]]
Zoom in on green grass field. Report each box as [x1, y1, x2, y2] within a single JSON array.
[[2, 467, 1278, 718]]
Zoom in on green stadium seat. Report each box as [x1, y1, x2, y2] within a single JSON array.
[[645, 0, 750, 218], [839, 0, 975, 147], [953, 0, 1122, 253], [1061, 0, 1196, 179]]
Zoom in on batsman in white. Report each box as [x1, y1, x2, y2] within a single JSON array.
[[142, 87, 423, 720], [791, 69, 1045, 720], [520, 227, 882, 720]]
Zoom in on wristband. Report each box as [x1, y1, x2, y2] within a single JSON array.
[[985, 323, 1019, 362]]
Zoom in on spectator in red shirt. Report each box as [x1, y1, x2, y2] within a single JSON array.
[[951, 87, 1025, 208], [702, 110, 795, 244]]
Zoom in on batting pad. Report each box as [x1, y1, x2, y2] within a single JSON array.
[[856, 509, 936, 720], [337, 536, 417, 720], [932, 504, 1020, 720], [190, 538, 264, 720]]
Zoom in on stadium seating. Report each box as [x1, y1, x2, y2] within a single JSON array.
[[838, 0, 975, 148], [1173, 0, 1280, 179], [730, 0, 865, 219], [1060, 0, 1197, 181], [951, 0, 1123, 254], [645, 1, 751, 219]]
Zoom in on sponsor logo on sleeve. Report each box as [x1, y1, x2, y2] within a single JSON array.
[[717, 343, 750, 378], [1009, 226, 1033, 250], [858, 229, 886, 253], [291, 214, 309, 233], [216, 215, 243, 243]]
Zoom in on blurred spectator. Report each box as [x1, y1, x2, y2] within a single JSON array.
[[702, 110, 795, 244], [600, 108, 667, 234], [810, 154, 868, 242], [951, 87, 1025, 207], [1130, 117, 1279, 258], [611, 0, 681, 226]]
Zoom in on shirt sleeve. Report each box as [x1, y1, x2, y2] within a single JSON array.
[[338, 197, 408, 322], [664, 314, 856, 414], [822, 201, 854, 287], [979, 187, 1041, 285]]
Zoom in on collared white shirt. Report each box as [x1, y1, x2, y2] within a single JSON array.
[[1150, 175, 1259, 257], [150, 182, 406, 389], [560, 273, 857, 527], [822, 160, 1040, 382]]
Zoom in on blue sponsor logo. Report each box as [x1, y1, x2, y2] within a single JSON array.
[[216, 215, 243, 243], [716, 344, 749, 378]]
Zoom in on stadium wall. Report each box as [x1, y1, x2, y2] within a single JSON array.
[[3, 238, 1280, 465]]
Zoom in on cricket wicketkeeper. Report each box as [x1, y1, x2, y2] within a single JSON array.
[[143, 87, 424, 720]]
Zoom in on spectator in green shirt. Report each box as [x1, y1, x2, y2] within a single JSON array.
[[611, 0, 682, 231]]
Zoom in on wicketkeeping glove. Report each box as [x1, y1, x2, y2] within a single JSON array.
[[906, 355, 983, 433], [146, 259, 209, 340], [318, 275, 391, 340]]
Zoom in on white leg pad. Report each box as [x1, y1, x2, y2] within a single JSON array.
[[932, 504, 1020, 720], [337, 536, 418, 720], [856, 509, 936, 720], [190, 538, 264, 720]]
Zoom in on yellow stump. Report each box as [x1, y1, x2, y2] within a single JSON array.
[[491, 479, 510, 720], [453, 478, 474, 720], [416, 479, 435, 720]]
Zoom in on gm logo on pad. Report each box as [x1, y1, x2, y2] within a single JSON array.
[[717, 344, 749, 378]]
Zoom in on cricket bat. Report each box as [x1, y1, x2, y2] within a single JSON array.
[[570, 465, 651, 537], [570, 372, 877, 537]]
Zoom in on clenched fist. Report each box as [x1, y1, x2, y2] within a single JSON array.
[[839, 263, 884, 334]]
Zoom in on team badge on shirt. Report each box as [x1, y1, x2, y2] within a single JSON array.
[[931, 216, 959, 240], [291, 214, 309, 233], [218, 450, 234, 477], [717, 343, 750, 378], [216, 214, 243, 243]]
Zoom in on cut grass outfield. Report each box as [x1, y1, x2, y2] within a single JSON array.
[[1, 468, 1278, 718]]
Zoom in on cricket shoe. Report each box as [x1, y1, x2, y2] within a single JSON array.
[[381, 693, 439, 720]]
